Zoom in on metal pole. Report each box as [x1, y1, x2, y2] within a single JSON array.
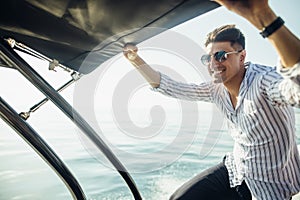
[[0, 39, 142, 200], [19, 75, 80, 120], [0, 97, 86, 200]]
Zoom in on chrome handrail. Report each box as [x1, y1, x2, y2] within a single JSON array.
[[0, 96, 87, 200]]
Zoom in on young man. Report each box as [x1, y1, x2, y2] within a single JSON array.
[[124, 0, 300, 199]]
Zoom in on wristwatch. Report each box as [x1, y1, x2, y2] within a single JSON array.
[[260, 17, 285, 38]]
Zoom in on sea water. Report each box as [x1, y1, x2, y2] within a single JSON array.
[[0, 103, 299, 200]]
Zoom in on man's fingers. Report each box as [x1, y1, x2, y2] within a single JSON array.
[[123, 43, 138, 53], [123, 43, 138, 61]]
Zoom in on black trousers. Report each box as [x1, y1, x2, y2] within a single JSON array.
[[169, 159, 252, 200]]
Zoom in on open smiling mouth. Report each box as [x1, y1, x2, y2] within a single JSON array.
[[213, 68, 226, 74], [210, 68, 226, 83], [210, 68, 226, 76]]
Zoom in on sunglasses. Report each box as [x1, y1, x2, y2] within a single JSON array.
[[201, 49, 243, 66]]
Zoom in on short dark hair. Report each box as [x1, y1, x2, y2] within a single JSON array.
[[204, 24, 245, 49]]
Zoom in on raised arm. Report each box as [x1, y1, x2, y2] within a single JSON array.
[[123, 44, 215, 102], [213, 0, 300, 68], [123, 44, 160, 88]]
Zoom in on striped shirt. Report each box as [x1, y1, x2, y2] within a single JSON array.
[[154, 62, 300, 197]]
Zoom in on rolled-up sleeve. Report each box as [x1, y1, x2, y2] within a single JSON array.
[[277, 60, 300, 107], [152, 73, 215, 103]]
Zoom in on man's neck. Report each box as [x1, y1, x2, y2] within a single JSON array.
[[223, 67, 246, 109]]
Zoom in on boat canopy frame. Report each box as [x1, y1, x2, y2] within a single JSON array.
[[0, 38, 142, 199], [0, 0, 220, 199]]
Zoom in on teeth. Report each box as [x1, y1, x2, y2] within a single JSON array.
[[213, 69, 225, 74]]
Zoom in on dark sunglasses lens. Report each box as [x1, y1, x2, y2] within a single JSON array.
[[214, 51, 226, 62], [201, 55, 211, 65]]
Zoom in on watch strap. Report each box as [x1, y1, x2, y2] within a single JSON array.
[[260, 17, 285, 38]]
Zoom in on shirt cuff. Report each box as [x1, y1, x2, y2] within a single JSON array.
[[151, 73, 170, 92], [276, 59, 300, 78]]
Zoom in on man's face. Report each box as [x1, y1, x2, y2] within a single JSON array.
[[205, 41, 245, 86]]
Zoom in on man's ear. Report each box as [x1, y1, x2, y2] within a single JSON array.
[[240, 50, 246, 62]]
